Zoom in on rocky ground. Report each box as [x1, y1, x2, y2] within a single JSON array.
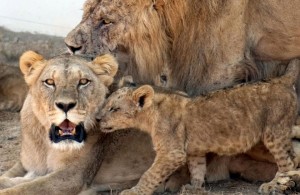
[[0, 27, 297, 195]]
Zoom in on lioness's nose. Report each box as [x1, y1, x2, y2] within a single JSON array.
[[55, 102, 77, 113]]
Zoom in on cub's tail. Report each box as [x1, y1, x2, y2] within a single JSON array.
[[273, 58, 300, 87]]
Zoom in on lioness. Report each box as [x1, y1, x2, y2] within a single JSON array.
[[0, 51, 121, 194], [98, 59, 300, 195], [0, 64, 27, 112]]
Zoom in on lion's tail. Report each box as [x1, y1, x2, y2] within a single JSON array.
[[273, 58, 300, 87]]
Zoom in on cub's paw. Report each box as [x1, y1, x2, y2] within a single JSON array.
[[180, 184, 207, 195], [258, 172, 298, 194], [120, 189, 139, 195]]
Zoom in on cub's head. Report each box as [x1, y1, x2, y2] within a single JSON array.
[[98, 85, 154, 133], [20, 51, 118, 150]]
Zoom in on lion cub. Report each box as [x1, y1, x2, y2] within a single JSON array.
[[98, 59, 300, 195]]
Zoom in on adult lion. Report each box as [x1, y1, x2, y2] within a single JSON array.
[[64, 0, 300, 192], [0, 64, 27, 112]]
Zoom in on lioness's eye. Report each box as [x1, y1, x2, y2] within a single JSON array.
[[44, 79, 55, 87], [78, 78, 91, 87]]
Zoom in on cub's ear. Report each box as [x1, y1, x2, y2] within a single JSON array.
[[19, 50, 45, 85], [89, 54, 118, 87], [132, 85, 154, 109]]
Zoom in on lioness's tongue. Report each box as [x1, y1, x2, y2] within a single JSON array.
[[59, 120, 76, 131]]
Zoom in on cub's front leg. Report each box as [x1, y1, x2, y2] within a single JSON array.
[[181, 155, 206, 194], [121, 150, 186, 195]]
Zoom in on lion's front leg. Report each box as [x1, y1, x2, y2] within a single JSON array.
[[120, 150, 186, 195]]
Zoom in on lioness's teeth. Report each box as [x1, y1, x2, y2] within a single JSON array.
[[59, 130, 63, 136], [71, 128, 76, 135]]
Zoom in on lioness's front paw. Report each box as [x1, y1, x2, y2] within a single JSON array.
[[0, 177, 11, 190], [120, 189, 139, 195]]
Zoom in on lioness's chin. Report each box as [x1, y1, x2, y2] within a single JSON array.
[[51, 140, 85, 150], [49, 121, 87, 147], [100, 126, 113, 133], [101, 127, 122, 133]]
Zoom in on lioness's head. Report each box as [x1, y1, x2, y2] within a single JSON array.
[[98, 85, 154, 133], [65, 0, 169, 84], [20, 51, 118, 150]]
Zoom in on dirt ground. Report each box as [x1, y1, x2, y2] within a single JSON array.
[[0, 27, 293, 194]]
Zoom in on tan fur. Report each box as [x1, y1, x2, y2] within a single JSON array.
[[0, 64, 28, 112], [65, 0, 300, 91], [0, 51, 121, 194], [64, 0, 300, 186], [99, 59, 300, 194]]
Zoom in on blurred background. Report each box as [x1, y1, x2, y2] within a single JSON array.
[[0, 0, 85, 36], [0, 0, 85, 67]]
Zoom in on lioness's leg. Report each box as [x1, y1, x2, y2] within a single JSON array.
[[121, 150, 186, 195], [0, 169, 83, 195], [1, 161, 26, 178], [0, 133, 109, 195], [0, 172, 39, 191], [0, 161, 28, 190]]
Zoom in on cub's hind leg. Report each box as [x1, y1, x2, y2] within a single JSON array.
[[259, 127, 298, 194]]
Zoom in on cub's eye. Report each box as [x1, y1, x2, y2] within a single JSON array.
[[109, 107, 120, 112], [78, 78, 90, 87], [43, 79, 55, 87]]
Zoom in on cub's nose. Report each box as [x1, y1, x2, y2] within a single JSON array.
[[55, 102, 77, 113], [65, 43, 82, 54]]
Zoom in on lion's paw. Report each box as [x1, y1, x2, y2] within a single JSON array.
[[120, 189, 139, 195], [258, 172, 298, 194]]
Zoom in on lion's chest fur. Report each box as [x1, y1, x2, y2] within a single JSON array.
[[152, 82, 297, 156]]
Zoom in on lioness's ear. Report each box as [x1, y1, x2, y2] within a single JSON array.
[[132, 85, 154, 109], [19, 50, 45, 85], [89, 54, 118, 87]]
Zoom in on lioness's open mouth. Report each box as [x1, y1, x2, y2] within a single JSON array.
[[49, 119, 86, 143]]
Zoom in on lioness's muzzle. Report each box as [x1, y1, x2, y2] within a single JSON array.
[[49, 121, 86, 143]]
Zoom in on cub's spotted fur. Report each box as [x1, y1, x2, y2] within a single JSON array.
[[99, 59, 300, 194]]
